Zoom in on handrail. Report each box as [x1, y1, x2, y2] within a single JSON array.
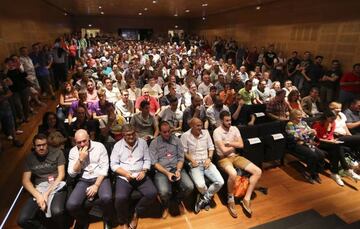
[[0, 186, 23, 229]]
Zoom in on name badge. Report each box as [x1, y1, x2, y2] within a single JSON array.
[[48, 176, 54, 183]]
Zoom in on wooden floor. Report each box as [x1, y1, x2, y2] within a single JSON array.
[[2, 96, 360, 229]]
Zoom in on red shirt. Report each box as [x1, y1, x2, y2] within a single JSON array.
[[340, 72, 360, 94], [312, 121, 336, 140], [135, 96, 160, 116]]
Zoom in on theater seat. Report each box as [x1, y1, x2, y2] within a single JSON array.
[[242, 137, 264, 168], [263, 133, 286, 162]]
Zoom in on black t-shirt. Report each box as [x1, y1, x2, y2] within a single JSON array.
[[287, 57, 301, 74], [230, 79, 244, 92], [229, 103, 248, 126], [321, 69, 342, 88], [7, 69, 28, 92], [309, 63, 325, 86], [24, 149, 65, 185], [264, 51, 277, 67]]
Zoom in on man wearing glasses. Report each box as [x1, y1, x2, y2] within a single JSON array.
[[110, 124, 157, 229], [18, 134, 67, 229], [66, 129, 114, 229]]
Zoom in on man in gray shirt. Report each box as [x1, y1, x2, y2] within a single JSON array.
[[149, 121, 194, 218]]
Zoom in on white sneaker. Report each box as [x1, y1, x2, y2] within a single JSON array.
[[7, 135, 13, 140], [345, 169, 360, 181], [331, 173, 344, 186]]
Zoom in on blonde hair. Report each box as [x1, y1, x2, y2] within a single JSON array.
[[289, 109, 302, 120], [97, 87, 106, 96], [329, 101, 341, 110]]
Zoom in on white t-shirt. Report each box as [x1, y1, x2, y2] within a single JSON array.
[[213, 126, 242, 157], [334, 112, 348, 136]]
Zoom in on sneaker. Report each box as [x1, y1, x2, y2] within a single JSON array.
[[195, 196, 209, 214], [204, 204, 210, 211], [240, 199, 252, 215], [227, 201, 238, 218], [344, 169, 360, 182], [331, 173, 344, 186]]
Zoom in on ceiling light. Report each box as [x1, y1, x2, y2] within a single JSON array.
[[88, 24, 92, 27], [175, 25, 178, 28], [152, 0, 157, 3], [256, 6, 261, 10], [100, 11, 104, 15], [138, 12, 142, 15], [174, 13, 178, 17], [64, 12, 68, 16], [98, 6, 102, 9], [202, 3, 208, 7], [202, 17, 206, 20], [144, 8, 148, 11], [185, 9, 190, 13]]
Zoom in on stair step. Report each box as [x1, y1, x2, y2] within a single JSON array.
[[250, 210, 322, 229], [336, 220, 360, 229], [289, 214, 346, 229]]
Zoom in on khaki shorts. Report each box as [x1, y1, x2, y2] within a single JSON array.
[[218, 155, 251, 171]]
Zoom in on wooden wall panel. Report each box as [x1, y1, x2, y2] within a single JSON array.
[[0, 0, 71, 63], [190, 0, 360, 70]]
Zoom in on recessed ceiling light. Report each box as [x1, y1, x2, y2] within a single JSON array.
[[144, 8, 148, 11], [202, 17, 206, 20], [100, 11, 104, 15], [152, 0, 157, 3], [175, 25, 178, 28], [88, 24, 92, 27], [138, 12, 142, 15], [64, 12, 68, 16], [185, 9, 190, 13], [202, 3, 208, 7], [174, 14, 178, 17], [98, 6, 102, 9], [256, 6, 261, 10]]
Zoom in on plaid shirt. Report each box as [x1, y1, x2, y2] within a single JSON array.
[[266, 98, 289, 118]]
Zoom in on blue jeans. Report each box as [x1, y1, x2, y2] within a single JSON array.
[[154, 169, 194, 208], [189, 163, 224, 199]]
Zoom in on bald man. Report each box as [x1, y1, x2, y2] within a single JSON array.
[[66, 129, 114, 229], [180, 118, 224, 214]]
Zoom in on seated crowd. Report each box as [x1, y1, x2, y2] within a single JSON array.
[[3, 33, 360, 229]]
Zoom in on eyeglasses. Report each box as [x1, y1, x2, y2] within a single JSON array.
[[35, 143, 47, 148]]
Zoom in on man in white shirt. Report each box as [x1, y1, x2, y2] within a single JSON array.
[[181, 118, 224, 214], [198, 71, 213, 97], [110, 124, 157, 229], [115, 90, 134, 121], [66, 129, 114, 229], [104, 77, 121, 104], [213, 111, 262, 218]]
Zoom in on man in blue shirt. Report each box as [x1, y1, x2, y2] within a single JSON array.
[[111, 124, 157, 229]]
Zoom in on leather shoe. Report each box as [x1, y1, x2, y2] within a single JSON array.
[[227, 201, 238, 218], [240, 199, 252, 215]]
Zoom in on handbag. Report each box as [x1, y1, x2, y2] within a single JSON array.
[[233, 175, 249, 198]]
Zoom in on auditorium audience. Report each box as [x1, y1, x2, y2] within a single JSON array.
[[7, 32, 360, 229]]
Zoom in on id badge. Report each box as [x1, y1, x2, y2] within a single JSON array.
[[48, 176, 54, 183]]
